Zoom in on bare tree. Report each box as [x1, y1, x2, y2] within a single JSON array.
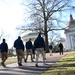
[[48, 31, 61, 43], [0, 30, 4, 40], [0, 30, 9, 41], [18, 0, 73, 52]]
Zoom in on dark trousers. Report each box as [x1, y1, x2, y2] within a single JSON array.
[[59, 49, 63, 55], [16, 50, 25, 64], [1, 52, 8, 64]]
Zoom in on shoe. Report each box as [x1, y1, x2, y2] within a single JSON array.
[[24, 59, 27, 62], [31, 60, 34, 62], [35, 64, 38, 67], [1, 62, 6, 67], [18, 63, 22, 66], [50, 54, 51, 56]]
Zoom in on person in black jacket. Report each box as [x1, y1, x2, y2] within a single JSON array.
[[25, 38, 34, 62], [58, 43, 63, 55], [14, 36, 25, 66], [34, 33, 46, 67], [0, 39, 8, 67], [49, 44, 53, 56]]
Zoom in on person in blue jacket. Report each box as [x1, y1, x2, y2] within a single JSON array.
[[49, 44, 53, 56], [0, 39, 8, 67], [34, 33, 46, 67], [14, 36, 25, 66], [25, 38, 34, 62]]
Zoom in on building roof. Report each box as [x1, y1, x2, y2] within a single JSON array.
[[68, 14, 75, 28], [22, 31, 38, 38], [65, 14, 75, 33], [27, 32, 38, 36], [21, 31, 38, 41]]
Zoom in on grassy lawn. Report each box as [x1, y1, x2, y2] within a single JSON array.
[[0, 56, 17, 65], [41, 51, 75, 75], [0, 55, 32, 65]]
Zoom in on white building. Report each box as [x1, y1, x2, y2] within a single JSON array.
[[21, 31, 45, 45], [21, 31, 38, 44], [65, 14, 75, 50], [21, 14, 75, 51]]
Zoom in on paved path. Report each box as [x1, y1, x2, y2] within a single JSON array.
[[0, 52, 68, 75]]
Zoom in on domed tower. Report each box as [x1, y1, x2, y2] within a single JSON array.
[[65, 14, 75, 50], [68, 14, 75, 28]]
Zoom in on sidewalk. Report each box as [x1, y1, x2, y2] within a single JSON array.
[[0, 52, 68, 75]]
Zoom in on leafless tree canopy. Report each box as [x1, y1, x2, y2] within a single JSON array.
[[18, 0, 73, 52], [0, 30, 8, 41], [18, 0, 72, 31]]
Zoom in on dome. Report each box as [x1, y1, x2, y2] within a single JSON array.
[[68, 14, 75, 28]]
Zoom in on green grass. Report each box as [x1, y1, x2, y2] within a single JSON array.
[[0, 55, 33, 65], [41, 51, 75, 75], [0, 56, 17, 65], [6, 56, 17, 64]]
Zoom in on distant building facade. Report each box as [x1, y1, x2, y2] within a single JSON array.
[[22, 31, 38, 44], [21, 14, 75, 51], [21, 31, 45, 45], [65, 14, 75, 50]]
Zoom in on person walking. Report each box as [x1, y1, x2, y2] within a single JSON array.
[[49, 44, 53, 56], [32, 45, 35, 59], [14, 36, 25, 66], [25, 38, 34, 62], [0, 39, 8, 67], [58, 43, 63, 55], [34, 33, 46, 67]]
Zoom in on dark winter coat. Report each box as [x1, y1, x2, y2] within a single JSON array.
[[49, 45, 53, 50], [14, 38, 24, 50], [26, 40, 33, 49], [0, 42, 8, 52], [59, 43, 63, 50], [34, 35, 45, 50]]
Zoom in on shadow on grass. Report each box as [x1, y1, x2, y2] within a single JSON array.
[[58, 58, 75, 62], [44, 70, 75, 75], [51, 59, 75, 69]]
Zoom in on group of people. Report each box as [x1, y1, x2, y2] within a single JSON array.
[[0, 33, 46, 67], [0, 32, 64, 67], [49, 42, 64, 56]]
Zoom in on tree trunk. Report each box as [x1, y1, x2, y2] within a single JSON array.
[[44, 20, 49, 52], [45, 31, 49, 52]]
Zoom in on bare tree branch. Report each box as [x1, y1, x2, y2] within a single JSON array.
[[18, 0, 73, 52]]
